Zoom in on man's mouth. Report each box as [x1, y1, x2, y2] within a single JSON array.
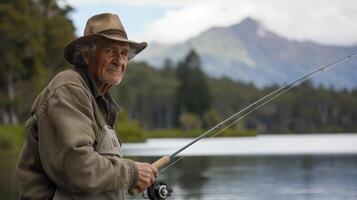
[[108, 69, 120, 72], [107, 68, 121, 74], [107, 65, 124, 74]]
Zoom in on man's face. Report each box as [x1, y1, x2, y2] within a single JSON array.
[[87, 40, 129, 85]]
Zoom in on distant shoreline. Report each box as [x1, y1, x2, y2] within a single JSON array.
[[123, 133, 357, 156]]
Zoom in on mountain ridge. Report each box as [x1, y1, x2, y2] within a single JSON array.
[[136, 17, 357, 89]]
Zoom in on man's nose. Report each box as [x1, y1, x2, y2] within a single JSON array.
[[112, 52, 120, 66]]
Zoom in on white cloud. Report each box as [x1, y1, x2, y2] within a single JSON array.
[[135, 1, 270, 44], [136, 0, 357, 46], [254, 0, 357, 46], [65, 0, 357, 46]]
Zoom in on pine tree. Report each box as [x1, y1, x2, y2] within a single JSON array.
[[0, 0, 44, 124], [39, 0, 75, 75], [175, 50, 211, 127], [0, 0, 75, 124]]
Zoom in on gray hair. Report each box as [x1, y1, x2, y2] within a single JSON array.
[[72, 42, 97, 65]]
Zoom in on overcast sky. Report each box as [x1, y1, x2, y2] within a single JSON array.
[[65, 0, 357, 46]]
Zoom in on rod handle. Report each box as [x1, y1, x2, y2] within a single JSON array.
[[152, 155, 171, 169], [129, 156, 171, 195]]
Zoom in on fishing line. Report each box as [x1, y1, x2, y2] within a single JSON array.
[[158, 51, 357, 174]]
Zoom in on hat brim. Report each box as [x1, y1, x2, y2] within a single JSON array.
[[64, 33, 147, 65]]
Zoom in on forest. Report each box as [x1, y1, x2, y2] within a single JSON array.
[[1, 0, 357, 146], [115, 52, 357, 136]]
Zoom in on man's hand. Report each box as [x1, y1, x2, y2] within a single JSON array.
[[133, 162, 158, 192]]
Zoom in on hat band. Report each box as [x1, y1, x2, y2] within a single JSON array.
[[97, 29, 128, 39]]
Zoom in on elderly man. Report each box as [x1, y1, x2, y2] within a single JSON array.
[[16, 13, 157, 200]]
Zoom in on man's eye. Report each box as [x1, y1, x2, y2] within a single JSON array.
[[106, 48, 113, 53]]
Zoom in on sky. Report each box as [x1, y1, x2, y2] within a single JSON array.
[[64, 0, 357, 46]]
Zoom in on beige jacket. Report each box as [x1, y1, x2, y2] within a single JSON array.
[[16, 69, 138, 200]]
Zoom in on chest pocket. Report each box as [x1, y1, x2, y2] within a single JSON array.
[[95, 125, 123, 157]]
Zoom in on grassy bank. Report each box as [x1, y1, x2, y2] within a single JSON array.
[[0, 125, 257, 148], [121, 127, 257, 143], [0, 125, 24, 151]]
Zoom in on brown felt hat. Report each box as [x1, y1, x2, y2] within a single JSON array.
[[64, 13, 147, 64]]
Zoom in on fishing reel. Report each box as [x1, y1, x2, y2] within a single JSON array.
[[142, 180, 173, 200]]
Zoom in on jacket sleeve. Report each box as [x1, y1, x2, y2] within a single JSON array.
[[37, 83, 138, 194]]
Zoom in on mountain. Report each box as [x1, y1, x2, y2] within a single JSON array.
[[136, 17, 357, 89]]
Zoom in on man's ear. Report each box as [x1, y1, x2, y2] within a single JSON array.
[[82, 51, 90, 65]]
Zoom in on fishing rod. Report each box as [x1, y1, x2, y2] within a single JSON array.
[[136, 51, 357, 200]]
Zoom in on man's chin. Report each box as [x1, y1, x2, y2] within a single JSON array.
[[107, 79, 122, 86], [100, 77, 122, 86], [112, 80, 122, 85]]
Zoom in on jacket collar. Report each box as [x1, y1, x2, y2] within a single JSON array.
[[74, 64, 120, 126]]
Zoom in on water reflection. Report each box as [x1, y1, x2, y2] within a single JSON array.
[[1, 152, 357, 200], [167, 157, 210, 199], [129, 155, 357, 200]]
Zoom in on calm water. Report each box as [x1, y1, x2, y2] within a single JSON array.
[[1, 135, 357, 200], [128, 155, 357, 200]]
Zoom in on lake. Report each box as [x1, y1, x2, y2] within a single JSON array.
[[127, 155, 357, 200], [125, 134, 357, 200], [1, 134, 357, 200]]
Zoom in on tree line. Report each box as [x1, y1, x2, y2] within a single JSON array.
[[1, 0, 357, 135], [0, 0, 75, 124], [115, 50, 357, 134]]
